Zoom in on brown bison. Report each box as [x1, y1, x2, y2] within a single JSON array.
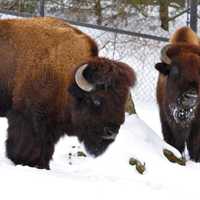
[[0, 17, 135, 169], [155, 27, 200, 161]]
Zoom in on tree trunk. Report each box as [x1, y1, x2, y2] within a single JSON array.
[[159, 0, 169, 31], [95, 0, 102, 25], [125, 93, 136, 115]]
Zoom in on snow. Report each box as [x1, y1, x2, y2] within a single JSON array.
[[1, 13, 200, 200], [1, 113, 200, 200]]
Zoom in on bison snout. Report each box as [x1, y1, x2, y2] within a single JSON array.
[[102, 126, 119, 140], [176, 109, 188, 121], [173, 107, 196, 124]]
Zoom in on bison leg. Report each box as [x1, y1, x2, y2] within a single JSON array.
[[160, 114, 185, 153], [0, 87, 12, 116], [187, 127, 200, 162], [6, 110, 55, 169]]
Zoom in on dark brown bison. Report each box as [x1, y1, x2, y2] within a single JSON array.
[[0, 17, 135, 169], [155, 27, 200, 161]]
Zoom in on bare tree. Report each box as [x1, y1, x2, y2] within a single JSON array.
[[0, 0, 37, 13]]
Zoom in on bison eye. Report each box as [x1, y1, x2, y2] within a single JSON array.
[[91, 96, 102, 107], [93, 99, 101, 106], [170, 65, 179, 79]]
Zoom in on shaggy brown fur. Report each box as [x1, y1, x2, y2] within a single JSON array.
[[0, 17, 98, 115], [155, 27, 200, 161], [0, 17, 135, 169], [169, 27, 199, 45]]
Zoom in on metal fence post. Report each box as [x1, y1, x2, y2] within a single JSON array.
[[39, 0, 45, 17], [190, 0, 198, 32]]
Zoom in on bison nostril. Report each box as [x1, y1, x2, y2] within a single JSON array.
[[179, 89, 198, 107], [177, 111, 186, 120], [183, 88, 198, 99]]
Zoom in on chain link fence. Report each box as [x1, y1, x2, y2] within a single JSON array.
[[0, 0, 199, 108], [78, 26, 166, 106]]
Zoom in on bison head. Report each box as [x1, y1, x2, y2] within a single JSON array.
[[155, 44, 200, 126], [68, 57, 135, 157]]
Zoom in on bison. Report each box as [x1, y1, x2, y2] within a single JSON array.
[[155, 27, 200, 161], [0, 17, 135, 169]]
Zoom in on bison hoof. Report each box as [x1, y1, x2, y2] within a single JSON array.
[[163, 149, 186, 166]]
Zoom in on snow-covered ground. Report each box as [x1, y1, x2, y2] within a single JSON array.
[[1, 14, 200, 200], [1, 112, 200, 200]]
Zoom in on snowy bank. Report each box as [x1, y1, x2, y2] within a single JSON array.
[[0, 115, 200, 200]]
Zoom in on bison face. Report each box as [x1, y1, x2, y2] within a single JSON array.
[[68, 58, 135, 157], [155, 44, 200, 126]]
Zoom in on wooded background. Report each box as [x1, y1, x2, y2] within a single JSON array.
[[0, 0, 199, 32]]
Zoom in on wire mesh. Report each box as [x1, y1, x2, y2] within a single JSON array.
[[79, 26, 166, 105], [0, 0, 199, 107]]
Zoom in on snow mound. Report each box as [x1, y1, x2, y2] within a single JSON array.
[[0, 114, 200, 199]]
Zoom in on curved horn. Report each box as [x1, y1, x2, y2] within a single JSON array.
[[75, 64, 94, 92], [160, 44, 172, 65]]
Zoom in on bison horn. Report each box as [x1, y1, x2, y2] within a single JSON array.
[[75, 64, 94, 92], [160, 44, 172, 65]]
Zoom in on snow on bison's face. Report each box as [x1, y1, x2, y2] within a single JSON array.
[[68, 57, 135, 157], [156, 44, 200, 127]]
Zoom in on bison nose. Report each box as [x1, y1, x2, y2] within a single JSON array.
[[177, 109, 187, 121], [102, 126, 119, 140]]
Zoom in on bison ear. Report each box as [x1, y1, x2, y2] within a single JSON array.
[[155, 62, 170, 76]]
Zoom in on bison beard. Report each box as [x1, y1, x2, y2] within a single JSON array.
[[79, 128, 116, 157]]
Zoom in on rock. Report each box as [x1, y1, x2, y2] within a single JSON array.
[[163, 149, 186, 166], [129, 157, 146, 174]]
